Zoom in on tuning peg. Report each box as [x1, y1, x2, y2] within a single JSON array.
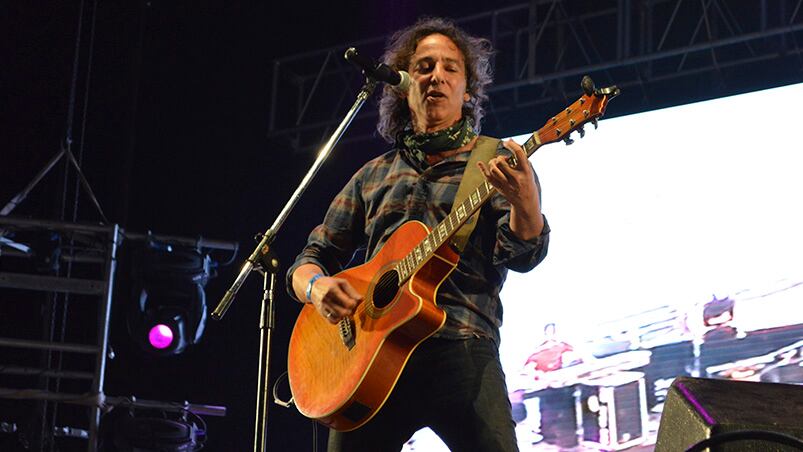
[[577, 125, 585, 138], [563, 135, 574, 146], [581, 76, 595, 96], [591, 118, 598, 130]]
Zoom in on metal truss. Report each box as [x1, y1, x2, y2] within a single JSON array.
[[0, 216, 236, 451], [0, 217, 121, 451], [267, 0, 803, 153]]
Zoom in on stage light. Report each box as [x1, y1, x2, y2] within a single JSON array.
[[148, 324, 174, 350], [99, 407, 207, 451], [128, 241, 212, 356]]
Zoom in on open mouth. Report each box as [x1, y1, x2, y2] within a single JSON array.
[[426, 92, 446, 100]]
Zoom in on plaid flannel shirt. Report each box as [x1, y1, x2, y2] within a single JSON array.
[[286, 141, 549, 344]]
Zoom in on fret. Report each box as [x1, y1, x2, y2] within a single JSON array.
[[525, 136, 535, 153], [423, 236, 432, 254], [438, 224, 447, 242], [407, 254, 415, 271], [448, 214, 454, 230], [470, 191, 479, 207], [530, 131, 542, 151], [399, 259, 407, 278], [414, 246, 422, 262], [456, 205, 466, 220]]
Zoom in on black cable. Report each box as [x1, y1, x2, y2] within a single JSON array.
[[312, 419, 319, 452], [72, 0, 100, 224], [686, 430, 803, 452]]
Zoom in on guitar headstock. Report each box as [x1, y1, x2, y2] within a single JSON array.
[[536, 76, 620, 147]]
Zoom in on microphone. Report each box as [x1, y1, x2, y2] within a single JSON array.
[[344, 47, 411, 92]]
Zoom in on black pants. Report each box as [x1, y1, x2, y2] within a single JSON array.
[[327, 337, 519, 452]]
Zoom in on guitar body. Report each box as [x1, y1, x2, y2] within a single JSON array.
[[287, 220, 459, 431]]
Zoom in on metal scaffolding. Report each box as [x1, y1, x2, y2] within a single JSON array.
[[0, 217, 120, 451], [0, 217, 236, 451], [267, 0, 803, 153]]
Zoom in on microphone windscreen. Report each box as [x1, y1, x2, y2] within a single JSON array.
[[394, 71, 411, 93]]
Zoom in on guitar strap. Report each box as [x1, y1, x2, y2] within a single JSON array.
[[450, 135, 500, 253]]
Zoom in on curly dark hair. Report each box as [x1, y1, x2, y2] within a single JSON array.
[[377, 17, 494, 143]]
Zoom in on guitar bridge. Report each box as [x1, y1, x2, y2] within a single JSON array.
[[339, 317, 356, 350]]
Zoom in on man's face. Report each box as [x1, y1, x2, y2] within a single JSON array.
[[406, 33, 469, 134]]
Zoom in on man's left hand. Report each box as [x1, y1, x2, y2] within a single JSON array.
[[477, 139, 544, 240], [477, 139, 537, 210]]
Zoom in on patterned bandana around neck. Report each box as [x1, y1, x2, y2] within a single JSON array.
[[400, 117, 477, 156]]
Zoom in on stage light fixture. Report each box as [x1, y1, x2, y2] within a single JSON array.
[[100, 407, 207, 452], [128, 241, 213, 356]]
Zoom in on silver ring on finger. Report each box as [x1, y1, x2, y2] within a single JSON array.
[[507, 155, 518, 169], [325, 310, 334, 320]]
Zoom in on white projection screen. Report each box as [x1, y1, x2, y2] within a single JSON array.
[[403, 82, 803, 451]]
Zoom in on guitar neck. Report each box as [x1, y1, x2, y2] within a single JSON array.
[[394, 132, 543, 284]]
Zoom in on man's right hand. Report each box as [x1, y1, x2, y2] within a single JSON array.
[[308, 276, 362, 324]]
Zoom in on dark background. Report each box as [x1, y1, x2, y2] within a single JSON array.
[[1, 1, 802, 451]]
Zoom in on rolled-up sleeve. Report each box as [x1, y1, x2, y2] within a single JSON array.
[[489, 147, 550, 272], [493, 213, 550, 272]]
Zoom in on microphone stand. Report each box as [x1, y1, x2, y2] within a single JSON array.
[[211, 78, 377, 452]]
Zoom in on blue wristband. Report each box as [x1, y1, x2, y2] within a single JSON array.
[[305, 273, 324, 301]]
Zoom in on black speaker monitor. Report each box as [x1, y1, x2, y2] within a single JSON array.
[[656, 377, 803, 451]]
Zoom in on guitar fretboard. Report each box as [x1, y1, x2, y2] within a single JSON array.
[[394, 131, 542, 284]]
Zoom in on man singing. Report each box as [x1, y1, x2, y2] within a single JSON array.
[[287, 17, 550, 452]]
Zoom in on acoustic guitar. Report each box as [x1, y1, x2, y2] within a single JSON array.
[[287, 76, 620, 431]]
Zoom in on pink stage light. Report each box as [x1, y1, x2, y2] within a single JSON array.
[[148, 324, 174, 349]]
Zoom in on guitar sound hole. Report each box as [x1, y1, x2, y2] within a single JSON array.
[[372, 270, 400, 309]]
